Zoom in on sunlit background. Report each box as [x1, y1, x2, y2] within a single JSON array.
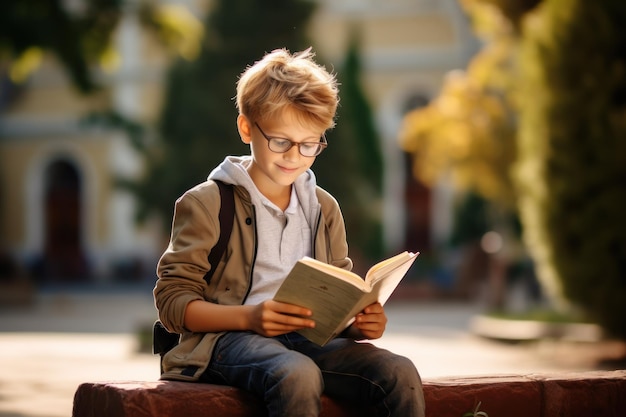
[[1, 1, 625, 416]]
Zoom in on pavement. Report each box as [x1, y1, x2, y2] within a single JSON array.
[[1, 284, 625, 417]]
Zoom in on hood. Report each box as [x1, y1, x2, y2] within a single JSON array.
[[207, 155, 320, 219]]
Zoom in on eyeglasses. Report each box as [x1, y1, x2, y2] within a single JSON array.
[[255, 123, 327, 157]]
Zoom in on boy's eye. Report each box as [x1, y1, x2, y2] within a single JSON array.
[[271, 138, 292, 149], [300, 143, 317, 152]]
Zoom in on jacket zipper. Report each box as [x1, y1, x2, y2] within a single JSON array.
[[312, 204, 322, 259], [241, 204, 258, 304]]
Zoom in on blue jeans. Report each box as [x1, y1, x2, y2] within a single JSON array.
[[200, 332, 425, 417]]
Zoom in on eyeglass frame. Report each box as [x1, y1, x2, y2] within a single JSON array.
[[254, 122, 328, 157]]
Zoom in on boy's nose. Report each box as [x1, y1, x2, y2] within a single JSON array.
[[284, 144, 301, 160]]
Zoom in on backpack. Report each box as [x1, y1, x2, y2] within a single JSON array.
[[152, 180, 234, 373]]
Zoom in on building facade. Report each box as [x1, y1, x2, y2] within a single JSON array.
[[0, 0, 478, 283]]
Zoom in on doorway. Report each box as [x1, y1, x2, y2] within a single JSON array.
[[41, 159, 89, 281]]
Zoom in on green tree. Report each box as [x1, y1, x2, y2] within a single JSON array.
[[341, 31, 383, 195], [316, 30, 384, 262], [515, 0, 626, 338]]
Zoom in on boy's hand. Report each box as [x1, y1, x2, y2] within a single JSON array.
[[353, 302, 387, 340], [247, 300, 315, 337]]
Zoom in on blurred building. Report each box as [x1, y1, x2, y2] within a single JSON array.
[[311, 0, 478, 256], [0, 3, 168, 283], [0, 0, 478, 283]]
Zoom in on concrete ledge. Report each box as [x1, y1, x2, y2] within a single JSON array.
[[72, 381, 371, 417], [73, 370, 626, 417], [424, 371, 626, 417]]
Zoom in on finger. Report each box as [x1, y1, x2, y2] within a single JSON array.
[[270, 300, 313, 317], [264, 322, 311, 334], [356, 312, 384, 323], [355, 318, 383, 328], [363, 303, 384, 314], [279, 313, 316, 328], [355, 319, 385, 334], [257, 317, 308, 334], [266, 309, 315, 329]]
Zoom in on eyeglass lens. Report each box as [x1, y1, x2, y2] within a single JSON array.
[[256, 123, 326, 157]]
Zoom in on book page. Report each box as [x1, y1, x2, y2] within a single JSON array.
[[330, 253, 419, 340], [299, 257, 367, 290], [368, 253, 418, 305], [364, 251, 418, 287], [273, 262, 366, 346]]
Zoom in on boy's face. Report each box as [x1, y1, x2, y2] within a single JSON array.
[[238, 108, 325, 197]]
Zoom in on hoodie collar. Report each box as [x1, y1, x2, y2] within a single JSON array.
[[208, 155, 319, 218]]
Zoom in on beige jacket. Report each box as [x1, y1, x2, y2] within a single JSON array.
[[154, 179, 352, 381]]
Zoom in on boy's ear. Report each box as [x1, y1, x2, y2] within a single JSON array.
[[237, 115, 252, 144]]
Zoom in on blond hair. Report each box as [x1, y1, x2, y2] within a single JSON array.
[[236, 48, 339, 131]]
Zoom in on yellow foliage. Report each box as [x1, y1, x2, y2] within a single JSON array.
[[99, 44, 121, 73], [399, 47, 517, 205], [9, 47, 43, 83], [399, 0, 520, 206], [151, 4, 204, 61], [459, 0, 514, 40]]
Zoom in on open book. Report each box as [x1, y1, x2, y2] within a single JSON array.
[[273, 251, 419, 346]]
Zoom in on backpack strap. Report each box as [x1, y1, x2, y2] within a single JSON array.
[[153, 180, 235, 368], [204, 180, 235, 284]]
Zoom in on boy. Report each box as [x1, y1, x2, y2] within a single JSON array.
[[154, 48, 425, 417]]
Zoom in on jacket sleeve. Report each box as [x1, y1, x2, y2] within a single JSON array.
[[316, 187, 353, 272], [154, 186, 220, 333]]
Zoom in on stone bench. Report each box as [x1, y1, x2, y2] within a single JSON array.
[[73, 370, 626, 417]]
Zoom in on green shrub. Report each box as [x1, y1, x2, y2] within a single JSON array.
[[515, 0, 626, 338]]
